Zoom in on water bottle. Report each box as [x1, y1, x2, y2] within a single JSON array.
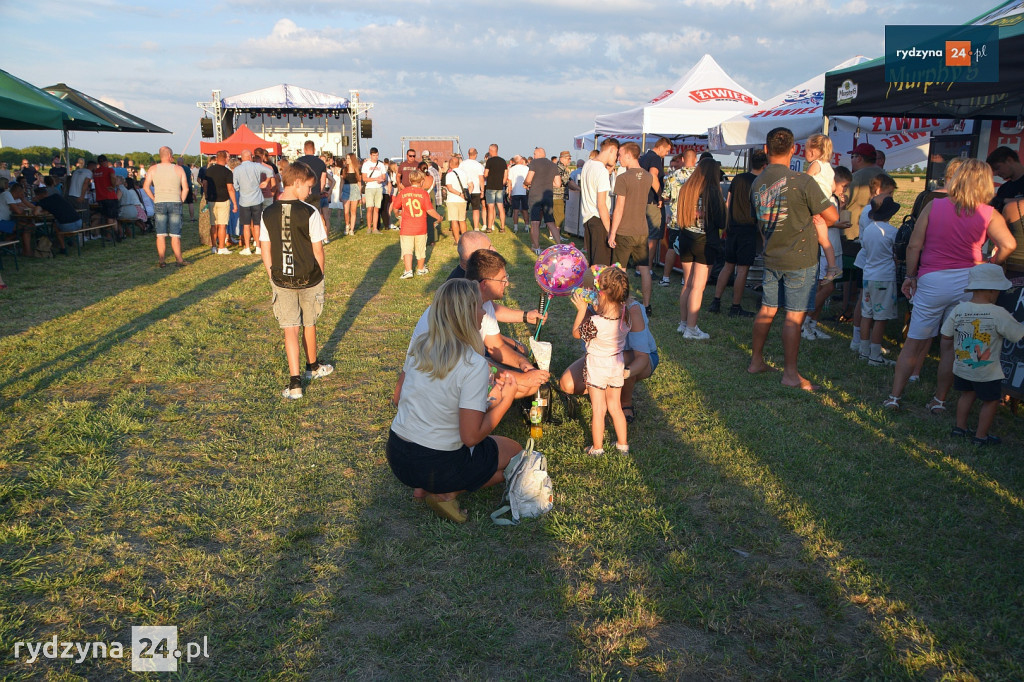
[[529, 401, 543, 440]]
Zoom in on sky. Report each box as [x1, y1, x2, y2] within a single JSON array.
[[0, 0, 981, 160]]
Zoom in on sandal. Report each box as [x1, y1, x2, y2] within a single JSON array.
[[158, 261, 167, 268], [950, 427, 969, 438], [925, 396, 947, 415], [622, 405, 635, 424], [882, 395, 901, 410], [585, 446, 605, 456], [425, 496, 467, 523], [971, 434, 1001, 446]]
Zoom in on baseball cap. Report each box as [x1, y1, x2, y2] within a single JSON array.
[[868, 196, 900, 223], [848, 143, 877, 158]]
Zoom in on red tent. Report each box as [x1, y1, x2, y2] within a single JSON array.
[[199, 124, 282, 156]]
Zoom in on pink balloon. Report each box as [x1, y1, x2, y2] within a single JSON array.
[[534, 244, 588, 295]]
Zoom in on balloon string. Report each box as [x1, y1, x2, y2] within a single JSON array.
[[533, 296, 553, 340]]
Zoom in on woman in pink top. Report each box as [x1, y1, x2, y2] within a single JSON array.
[[884, 159, 1016, 412]]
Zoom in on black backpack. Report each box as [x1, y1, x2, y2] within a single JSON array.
[[893, 214, 915, 264]]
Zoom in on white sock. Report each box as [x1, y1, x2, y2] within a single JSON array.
[[870, 343, 883, 360], [860, 339, 871, 356], [852, 327, 862, 344]]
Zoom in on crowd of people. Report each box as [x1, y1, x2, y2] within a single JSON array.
[[4, 128, 1022, 523]]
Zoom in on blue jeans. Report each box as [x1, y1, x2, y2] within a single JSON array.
[[153, 202, 182, 237], [58, 219, 83, 232], [761, 264, 818, 313]]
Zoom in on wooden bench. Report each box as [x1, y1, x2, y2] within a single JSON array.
[[60, 222, 117, 256], [0, 239, 18, 271], [118, 218, 143, 239]]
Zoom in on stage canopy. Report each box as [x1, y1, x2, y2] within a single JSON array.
[[200, 124, 282, 155], [823, 0, 1024, 120], [221, 84, 350, 115], [593, 54, 761, 140]]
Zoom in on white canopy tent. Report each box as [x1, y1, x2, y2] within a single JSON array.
[[707, 57, 959, 171], [572, 129, 708, 154], [593, 54, 761, 146]]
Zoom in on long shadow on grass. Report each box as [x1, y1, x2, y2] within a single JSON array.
[[0, 220, 213, 338], [643, 331, 1024, 677], [0, 264, 256, 407], [319, 241, 403, 360]]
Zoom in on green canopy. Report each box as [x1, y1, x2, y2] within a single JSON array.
[[44, 83, 170, 133], [0, 69, 110, 131]]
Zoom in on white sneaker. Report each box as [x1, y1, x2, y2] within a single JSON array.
[[238, 248, 252, 255], [869, 356, 896, 367], [416, 267, 429, 275], [801, 324, 817, 341], [677, 321, 686, 334], [849, 339, 861, 351], [254, 246, 262, 255], [683, 326, 710, 340], [217, 248, 230, 255], [812, 326, 832, 340], [323, 237, 330, 245], [305, 363, 334, 380], [281, 386, 303, 400], [400, 270, 414, 279], [659, 278, 671, 287]]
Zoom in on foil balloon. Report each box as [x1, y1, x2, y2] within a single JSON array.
[[533, 243, 588, 296]]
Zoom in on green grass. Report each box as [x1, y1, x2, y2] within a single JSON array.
[[1, 215, 1022, 680]]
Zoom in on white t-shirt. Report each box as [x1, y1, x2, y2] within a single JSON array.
[[460, 159, 485, 194], [391, 349, 489, 451], [445, 169, 468, 203], [854, 218, 898, 282], [361, 160, 387, 188], [941, 301, 1024, 382], [410, 300, 500, 351], [808, 160, 834, 200], [508, 165, 528, 196], [259, 201, 328, 243], [0, 190, 21, 221], [580, 159, 611, 221], [68, 168, 92, 198]]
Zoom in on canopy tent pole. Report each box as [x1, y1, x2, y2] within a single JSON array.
[[822, 115, 829, 136]]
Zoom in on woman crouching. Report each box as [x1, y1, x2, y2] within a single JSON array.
[[387, 278, 522, 523]]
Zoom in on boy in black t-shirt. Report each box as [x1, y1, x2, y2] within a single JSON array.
[[259, 161, 333, 399]]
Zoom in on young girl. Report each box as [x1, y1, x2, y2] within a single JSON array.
[[571, 266, 632, 455]]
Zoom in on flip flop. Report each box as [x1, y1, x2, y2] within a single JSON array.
[[158, 261, 167, 268], [425, 497, 467, 523], [174, 260, 188, 267], [622, 405, 635, 424]]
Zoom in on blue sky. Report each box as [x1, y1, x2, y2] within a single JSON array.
[[0, 0, 977, 159]]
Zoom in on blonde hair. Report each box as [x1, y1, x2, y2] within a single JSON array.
[[947, 158, 995, 215], [409, 279, 485, 380], [409, 170, 425, 185], [806, 134, 833, 162], [599, 266, 630, 305], [943, 157, 965, 183]]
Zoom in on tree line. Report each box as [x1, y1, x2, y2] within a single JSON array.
[[0, 146, 203, 168]]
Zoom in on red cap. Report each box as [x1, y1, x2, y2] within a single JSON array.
[[848, 143, 877, 158]]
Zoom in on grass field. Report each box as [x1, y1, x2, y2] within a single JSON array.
[[1, 213, 1022, 680]]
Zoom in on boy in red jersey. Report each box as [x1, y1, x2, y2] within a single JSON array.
[[392, 170, 443, 279]]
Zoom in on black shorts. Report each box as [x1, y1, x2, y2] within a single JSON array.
[[469, 193, 482, 211], [674, 229, 709, 264], [953, 376, 1004, 402], [238, 203, 263, 226], [99, 199, 119, 220], [646, 204, 664, 241], [613, 234, 649, 269], [724, 224, 758, 266], [510, 195, 527, 211], [530, 197, 554, 223], [185, 188, 195, 204], [386, 430, 498, 494]]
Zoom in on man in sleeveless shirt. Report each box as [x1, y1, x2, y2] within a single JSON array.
[[143, 146, 189, 267]]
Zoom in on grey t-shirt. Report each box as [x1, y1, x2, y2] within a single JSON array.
[[527, 158, 558, 203], [751, 163, 831, 271]]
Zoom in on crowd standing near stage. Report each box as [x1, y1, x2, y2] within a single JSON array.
[[3, 128, 1021, 521]]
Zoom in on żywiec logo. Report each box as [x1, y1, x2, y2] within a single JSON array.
[[688, 89, 757, 105], [782, 89, 823, 106], [836, 79, 858, 105], [648, 89, 674, 104]]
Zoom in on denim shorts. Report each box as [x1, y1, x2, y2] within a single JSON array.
[[761, 264, 818, 313], [58, 219, 83, 232], [153, 202, 182, 237], [485, 189, 503, 205]]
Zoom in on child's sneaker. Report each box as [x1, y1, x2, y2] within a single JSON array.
[[305, 363, 334, 380], [868, 356, 895, 367], [282, 386, 303, 400], [417, 267, 429, 275], [254, 246, 262, 255], [400, 270, 414, 279], [238, 248, 252, 255], [683, 326, 710, 340]]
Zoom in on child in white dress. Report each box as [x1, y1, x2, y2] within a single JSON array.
[[571, 266, 632, 456]]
